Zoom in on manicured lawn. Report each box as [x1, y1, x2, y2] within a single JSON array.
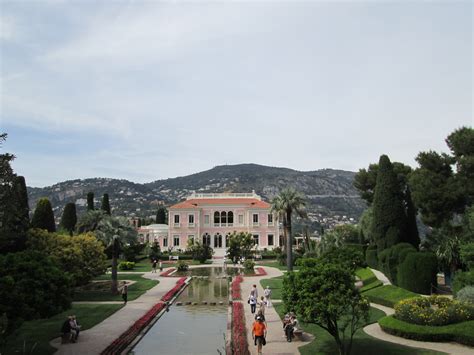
[[259, 276, 285, 299], [379, 316, 474, 347], [74, 274, 158, 302], [356, 267, 384, 292], [3, 303, 123, 355], [274, 304, 444, 355], [255, 260, 299, 271], [363, 285, 419, 308]]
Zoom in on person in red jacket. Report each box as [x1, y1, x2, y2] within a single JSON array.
[[252, 315, 267, 354]]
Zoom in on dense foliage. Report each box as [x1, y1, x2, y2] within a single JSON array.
[[155, 206, 167, 224], [60, 202, 77, 235], [457, 286, 474, 304], [397, 252, 438, 294], [226, 231, 254, 263], [87, 191, 94, 210], [0, 250, 73, 332], [31, 198, 56, 232], [188, 241, 214, 263], [377, 243, 417, 283], [101, 193, 111, 215]]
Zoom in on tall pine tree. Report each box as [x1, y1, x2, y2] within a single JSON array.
[[60, 203, 77, 236], [403, 186, 420, 249], [87, 192, 94, 211], [31, 198, 56, 232], [14, 176, 30, 229], [101, 193, 111, 215], [156, 206, 166, 224], [371, 155, 407, 252]]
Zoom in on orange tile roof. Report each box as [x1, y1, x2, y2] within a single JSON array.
[[169, 198, 270, 209]]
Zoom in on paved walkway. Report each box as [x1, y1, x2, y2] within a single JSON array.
[[240, 266, 313, 355], [51, 268, 180, 355], [370, 268, 392, 285]]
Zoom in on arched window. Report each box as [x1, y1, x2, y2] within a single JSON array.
[[214, 233, 222, 248], [214, 212, 220, 225], [228, 211, 234, 225], [220, 211, 227, 225], [203, 233, 211, 246], [225, 233, 231, 248]]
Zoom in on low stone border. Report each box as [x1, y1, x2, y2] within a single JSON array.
[[100, 277, 187, 355]]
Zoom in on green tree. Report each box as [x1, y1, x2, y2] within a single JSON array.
[[94, 216, 137, 293], [60, 202, 77, 236], [404, 186, 420, 248], [76, 210, 105, 233], [155, 206, 167, 224], [31, 198, 56, 232], [271, 187, 307, 271], [101, 193, 111, 215], [358, 207, 374, 244], [226, 232, 254, 263], [282, 259, 369, 355], [371, 155, 407, 252], [0, 134, 28, 253], [188, 241, 214, 263], [26, 229, 107, 286], [87, 191, 94, 211]]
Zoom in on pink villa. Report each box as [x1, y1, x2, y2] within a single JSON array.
[[165, 191, 280, 255]]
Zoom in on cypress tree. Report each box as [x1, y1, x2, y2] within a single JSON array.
[[87, 192, 94, 211], [371, 155, 407, 252], [31, 198, 56, 232], [403, 186, 420, 249], [60, 202, 77, 236], [156, 206, 166, 224], [101, 193, 111, 215], [14, 176, 30, 229]]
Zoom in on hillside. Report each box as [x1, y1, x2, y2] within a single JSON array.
[[27, 164, 366, 225]]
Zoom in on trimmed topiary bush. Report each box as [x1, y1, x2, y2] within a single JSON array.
[[243, 259, 255, 271], [457, 286, 474, 304], [377, 243, 417, 283], [395, 296, 474, 326], [366, 245, 378, 269], [363, 285, 418, 308], [176, 261, 189, 272], [397, 252, 437, 294], [453, 271, 474, 296], [118, 261, 135, 270]]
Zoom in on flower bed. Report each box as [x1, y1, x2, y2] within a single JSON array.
[[232, 302, 250, 355], [101, 277, 187, 355], [160, 268, 176, 277], [395, 295, 474, 326], [245, 267, 267, 277], [231, 275, 243, 300]]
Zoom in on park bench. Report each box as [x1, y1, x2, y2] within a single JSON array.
[[169, 255, 179, 261], [293, 329, 304, 340]]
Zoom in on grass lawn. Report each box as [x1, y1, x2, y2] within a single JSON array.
[[274, 304, 444, 355], [259, 276, 285, 300], [74, 274, 159, 302], [2, 303, 123, 355], [255, 260, 299, 271], [355, 267, 384, 292], [363, 285, 419, 308]]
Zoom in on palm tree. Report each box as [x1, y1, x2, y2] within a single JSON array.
[[95, 216, 137, 293], [271, 187, 307, 271]]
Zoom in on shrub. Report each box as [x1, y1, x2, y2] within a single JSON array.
[[395, 296, 474, 326], [366, 245, 378, 268], [379, 315, 474, 346], [453, 271, 474, 296], [320, 246, 365, 271], [457, 286, 474, 304], [378, 243, 417, 283], [243, 259, 255, 271], [397, 252, 437, 294], [118, 261, 135, 270], [176, 261, 189, 272]]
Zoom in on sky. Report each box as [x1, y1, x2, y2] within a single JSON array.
[[1, 0, 472, 187]]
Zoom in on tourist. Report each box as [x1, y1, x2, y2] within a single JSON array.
[[122, 283, 128, 305], [284, 314, 298, 342], [152, 259, 157, 273], [258, 296, 267, 316], [248, 293, 257, 314], [159, 260, 163, 272], [255, 310, 267, 326], [250, 284, 258, 298], [252, 315, 267, 355], [68, 316, 78, 342], [71, 315, 81, 339], [60, 316, 72, 343], [264, 285, 272, 308]]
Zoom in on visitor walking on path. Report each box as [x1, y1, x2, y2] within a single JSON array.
[[159, 261, 163, 272], [250, 284, 258, 298], [252, 315, 267, 355], [249, 293, 257, 314], [152, 259, 157, 273], [258, 296, 267, 316], [122, 284, 128, 305], [264, 286, 272, 308]]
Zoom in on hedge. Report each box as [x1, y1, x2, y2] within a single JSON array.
[[363, 285, 419, 308], [379, 315, 474, 347], [366, 245, 378, 269], [453, 270, 474, 296], [397, 252, 437, 294], [377, 243, 416, 283]]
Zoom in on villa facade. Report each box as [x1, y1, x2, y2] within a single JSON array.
[[164, 191, 280, 254]]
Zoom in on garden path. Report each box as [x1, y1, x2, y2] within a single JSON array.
[[240, 266, 314, 355], [370, 267, 392, 285], [51, 268, 180, 355]]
